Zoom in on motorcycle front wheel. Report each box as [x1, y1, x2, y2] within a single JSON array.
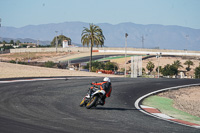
[[79, 98, 85, 107], [86, 96, 98, 109]]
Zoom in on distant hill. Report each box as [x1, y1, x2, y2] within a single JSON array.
[[0, 37, 51, 45], [0, 21, 200, 50]]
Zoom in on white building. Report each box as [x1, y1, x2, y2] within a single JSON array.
[[62, 40, 69, 48]]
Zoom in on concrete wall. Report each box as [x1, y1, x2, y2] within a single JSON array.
[[10, 47, 200, 56], [10, 47, 91, 53]]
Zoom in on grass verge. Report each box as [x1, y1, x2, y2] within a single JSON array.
[[142, 95, 200, 124]]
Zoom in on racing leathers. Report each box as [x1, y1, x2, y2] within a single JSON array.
[[91, 81, 112, 105]]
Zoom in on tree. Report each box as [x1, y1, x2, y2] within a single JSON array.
[[9, 40, 14, 45], [51, 35, 71, 47], [105, 62, 118, 71], [142, 68, 146, 74], [195, 64, 200, 79], [15, 40, 21, 46], [83, 61, 118, 72], [2, 40, 7, 44], [172, 60, 183, 69], [156, 66, 162, 72], [161, 64, 178, 77], [81, 24, 105, 72], [184, 60, 194, 71], [83, 61, 104, 72], [146, 61, 155, 74]]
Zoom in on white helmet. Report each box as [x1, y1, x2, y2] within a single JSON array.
[[103, 77, 110, 82]]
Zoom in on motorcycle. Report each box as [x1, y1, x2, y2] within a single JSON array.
[[80, 84, 105, 109]]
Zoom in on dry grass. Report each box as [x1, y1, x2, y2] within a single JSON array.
[[0, 62, 122, 78], [158, 87, 200, 117], [0, 52, 78, 62]]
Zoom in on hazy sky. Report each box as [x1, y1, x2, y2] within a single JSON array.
[[0, 0, 200, 29]]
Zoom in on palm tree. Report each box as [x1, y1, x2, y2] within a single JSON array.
[[81, 24, 105, 72], [184, 60, 194, 71], [146, 61, 155, 74], [172, 60, 183, 69], [195, 63, 200, 78], [161, 64, 178, 77]]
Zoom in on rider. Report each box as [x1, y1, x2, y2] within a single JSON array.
[[91, 77, 112, 106]]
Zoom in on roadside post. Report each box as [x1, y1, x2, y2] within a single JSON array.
[[125, 33, 128, 77], [156, 53, 162, 78]]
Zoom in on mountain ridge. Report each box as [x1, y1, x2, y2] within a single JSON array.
[[0, 21, 199, 50]]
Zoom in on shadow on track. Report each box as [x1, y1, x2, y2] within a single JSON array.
[[94, 107, 138, 111]]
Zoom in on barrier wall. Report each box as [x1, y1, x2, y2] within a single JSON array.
[[10, 47, 90, 53], [98, 50, 200, 56], [10, 47, 200, 56]]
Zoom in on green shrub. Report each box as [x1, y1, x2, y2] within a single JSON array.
[[83, 61, 118, 72], [161, 64, 178, 77], [44, 61, 55, 68], [105, 62, 118, 71], [9, 60, 16, 63], [195, 65, 200, 79], [18, 61, 27, 65]]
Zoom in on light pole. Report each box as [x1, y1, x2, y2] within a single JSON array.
[[55, 31, 58, 53], [125, 33, 128, 77], [141, 35, 144, 48], [156, 53, 162, 78], [141, 34, 148, 49], [185, 35, 189, 51]]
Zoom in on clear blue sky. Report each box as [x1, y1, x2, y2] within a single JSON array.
[[0, 0, 200, 29]]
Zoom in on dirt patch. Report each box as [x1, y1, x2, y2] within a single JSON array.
[[0, 52, 78, 62], [0, 62, 122, 79], [158, 87, 200, 117]]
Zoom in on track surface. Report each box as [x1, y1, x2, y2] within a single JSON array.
[[0, 77, 200, 133], [63, 55, 118, 64]]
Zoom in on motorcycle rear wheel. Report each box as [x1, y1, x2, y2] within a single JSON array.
[[86, 96, 98, 109]]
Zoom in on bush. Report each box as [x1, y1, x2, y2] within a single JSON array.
[[120, 68, 125, 72], [83, 61, 118, 72], [18, 61, 27, 65], [44, 61, 55, 68], [195, 65, 200, 79], [9, 60, 16, 63], [9, 60, 27, 65], [83, 61, 104, 72], [105, 62, 118, 71], [161, 64, 178, 77], [146, 61, 155, 74]]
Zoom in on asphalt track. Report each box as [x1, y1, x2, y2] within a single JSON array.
[[63, 54, 118, 64], [0, 77, 200, 133]]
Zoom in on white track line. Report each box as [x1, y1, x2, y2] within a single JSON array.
[[0, 77, 101, 84], [0, 78, 66, 84], [134, 83, 200, 129]]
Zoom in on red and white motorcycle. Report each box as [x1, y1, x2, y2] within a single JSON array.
[[80, 84, 105, 109]]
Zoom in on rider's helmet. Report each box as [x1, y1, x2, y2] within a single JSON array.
[[103, 77, 110, 82]]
